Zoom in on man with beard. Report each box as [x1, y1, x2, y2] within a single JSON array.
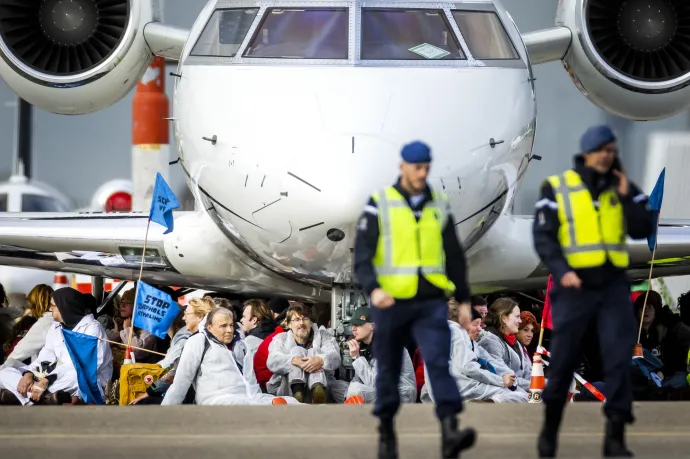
[[267, 303, 343, 403], [0, 287, 112, 405], [354, 141, 475, 458]]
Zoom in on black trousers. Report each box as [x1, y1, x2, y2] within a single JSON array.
[[372, 297, 462, 420], [543, 278, 636, 423]]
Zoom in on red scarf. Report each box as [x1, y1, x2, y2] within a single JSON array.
[[503, 333, 516, 346]]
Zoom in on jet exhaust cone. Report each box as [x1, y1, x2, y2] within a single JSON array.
[[587, 0, 690, 81], [0, 0, 128, 76]]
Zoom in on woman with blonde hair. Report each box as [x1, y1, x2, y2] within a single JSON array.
[[477, 298, 532, 391], [1, 284, 54, 368]]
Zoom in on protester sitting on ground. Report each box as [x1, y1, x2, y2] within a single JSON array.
[[1, 284, 54, 369], [266, 303, 342, 403], [253, 298, 290, 391], [422, 300, 527, 404], [478, 298, 531, 391], [635, 293, 690, 394], [0, 283, 21, 361], [161, 307, 299, 405], [339, 306, 416, 404], [109, 289, 165, 363], [235, 299, 277, 371], [131, 296, 215, 405], [0, 287, 112, 405], [517, 311, 540, 361], [96, 292, 121, 335]]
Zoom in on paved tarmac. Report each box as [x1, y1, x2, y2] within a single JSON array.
[[0, 402, 688, 458]]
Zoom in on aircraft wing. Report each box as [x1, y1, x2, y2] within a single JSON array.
[[466, 215, 690, 293], [0, 211, 327, 301]]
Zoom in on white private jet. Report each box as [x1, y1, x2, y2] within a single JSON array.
[[0, 0, 689, 333]]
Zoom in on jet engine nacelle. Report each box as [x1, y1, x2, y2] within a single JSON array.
[[0, 0, 159, 115], [90, 179, 133, 212], [558, 0, 690, 121]]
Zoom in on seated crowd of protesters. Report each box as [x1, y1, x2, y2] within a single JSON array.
[[0, 279, 688, 406]]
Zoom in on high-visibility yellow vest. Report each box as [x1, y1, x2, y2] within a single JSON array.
[[546, 170, 629, 269], [371, 186, 455, 299]]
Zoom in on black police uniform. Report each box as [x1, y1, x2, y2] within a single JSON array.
[[354, 178, 473, 457], [532, 154, 653, 455]]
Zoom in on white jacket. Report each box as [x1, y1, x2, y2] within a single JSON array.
[[4, 312, 54, 365], [477, 328, 532, 391], [422, 321, 528, 403], [350, 345, 417, 403], [25, 314, 111, 398], [266, 324, 341, 393], [161, 332, 261, 405]]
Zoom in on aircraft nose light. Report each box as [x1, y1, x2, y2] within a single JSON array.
[[327, 228, 345, 242]]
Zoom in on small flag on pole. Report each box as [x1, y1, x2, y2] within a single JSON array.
[[62, 329, 105, 405], [133, 281, 181, 339], [647, 168, 665, 252], [149, 172, 180, 234], [542, 275, 554, 330]]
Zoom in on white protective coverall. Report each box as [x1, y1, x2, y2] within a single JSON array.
[[477, 328, 532, 392], [0, 314, 112, 405], [161, 324, 300, 406], [421, 321, 528, 403], [344, 345, 417, 404], [266, 323, 345, 399]]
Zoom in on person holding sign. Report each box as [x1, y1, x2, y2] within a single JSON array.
[[162, 308, 300, 406]]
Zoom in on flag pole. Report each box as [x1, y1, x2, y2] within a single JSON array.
[[538, 275, 552, 349], [126, 218, 152, 350], [637, 217, 661, 345]]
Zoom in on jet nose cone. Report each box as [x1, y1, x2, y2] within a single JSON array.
[[284, 133, 401, 229]]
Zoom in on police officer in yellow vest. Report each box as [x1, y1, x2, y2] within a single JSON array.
[[354, 141, 475, 459], [532, 125, 653, 458]]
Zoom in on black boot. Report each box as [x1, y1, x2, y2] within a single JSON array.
[[440, 416, 476, 458], [603, 420, 633, 457], [378, 418, 398, 459], [537, 403, 563, 458]]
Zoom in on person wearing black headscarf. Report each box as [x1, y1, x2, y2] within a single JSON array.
[[51, 288, 89, 330], [0, 287, 113, 405]]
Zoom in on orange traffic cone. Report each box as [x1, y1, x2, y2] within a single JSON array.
[[124, 347, 135, 365], [528, 353, 546, 403], [272, 397, 288, 405], [344, 395, 365, 405]]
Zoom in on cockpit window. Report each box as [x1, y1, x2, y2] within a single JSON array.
[[361, 9, 465, 60], [191, 8, 259, 57], [451, 11, 519, 60], [243, 8, 349, 59], [22, 194, 68, 212], [0, 194, 6, 212]]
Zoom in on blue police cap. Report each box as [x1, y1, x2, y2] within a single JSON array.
[[580, 125, 617, 153], [401, 141, 432, 164]]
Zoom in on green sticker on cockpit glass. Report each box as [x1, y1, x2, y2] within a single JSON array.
[[408, 43, 450, 59]]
